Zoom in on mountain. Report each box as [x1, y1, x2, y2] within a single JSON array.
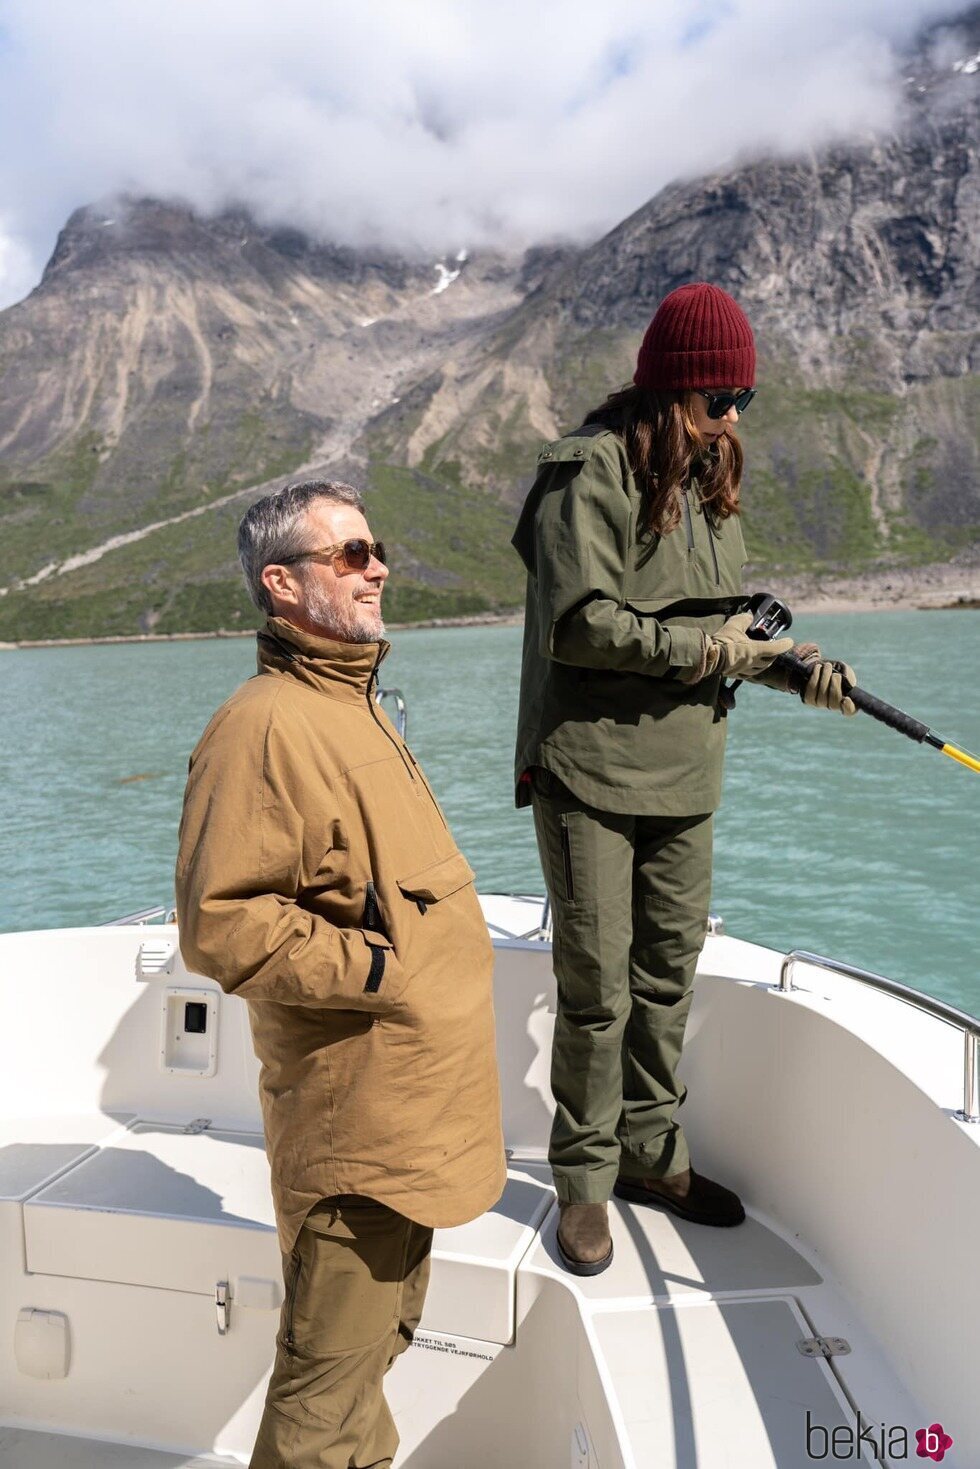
[[0, 9, 977, 640], [392, 8, 980, 570], [0, 202, 544, 635]]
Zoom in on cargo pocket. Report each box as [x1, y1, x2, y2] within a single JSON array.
[[270, 1202, 412, 1431], [291, 1200, 408, 1357], [396, 850, 476, 913]]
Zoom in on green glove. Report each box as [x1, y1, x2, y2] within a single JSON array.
[[803, 658, 857, 715], [681, 611, 794, 683]]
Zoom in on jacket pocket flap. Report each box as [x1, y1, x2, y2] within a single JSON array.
[[397, 851, 475, 904], [363, 930, 393, 950]]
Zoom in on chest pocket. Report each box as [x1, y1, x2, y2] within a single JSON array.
[[624, 521, 695, 606], [626, 510, 745, 605], [397, 851, 475, 913]]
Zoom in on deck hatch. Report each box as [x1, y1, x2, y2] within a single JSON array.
[[23, 1138, 552, 1345], [23, 1122, 277, 1297], [593, 1297, 873, 1467]]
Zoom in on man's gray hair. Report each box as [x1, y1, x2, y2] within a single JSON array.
[[238, 479, 365, 614]]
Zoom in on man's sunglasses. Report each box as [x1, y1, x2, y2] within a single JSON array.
[[280, 539, 387, 574], [695, 388, 756, 419]]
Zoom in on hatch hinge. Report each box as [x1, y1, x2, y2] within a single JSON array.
[[215, 1281, 230, 1336], [797, 1336, 851, 1358], [183, 1118, 212, 1134]]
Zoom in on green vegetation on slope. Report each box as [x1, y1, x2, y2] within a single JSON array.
[[0, 451, 527, 641], [0, 401, 316, 589], [364, 458, 524, 622], [1, 327, 976, 640]]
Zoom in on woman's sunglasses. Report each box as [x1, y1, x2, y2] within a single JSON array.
[[695, 388, 756, 419], [281, 539, 387, 575]]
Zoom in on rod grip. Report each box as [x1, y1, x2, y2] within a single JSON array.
[[849, 687, 930, 742], [773, 653, 931, 742]]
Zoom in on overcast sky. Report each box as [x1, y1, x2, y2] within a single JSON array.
[[0, 0, 971, 307]]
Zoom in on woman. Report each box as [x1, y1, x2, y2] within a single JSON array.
[[511, 282, 855, 1275]]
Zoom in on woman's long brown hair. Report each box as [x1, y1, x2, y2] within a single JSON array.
[[582, 385, 743, 536]]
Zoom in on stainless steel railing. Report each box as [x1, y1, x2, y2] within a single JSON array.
[[512, 899, 725, 946], [778, 949, 980, 1125], [376, 687, 407, 739], [100, 906, 176, 927]]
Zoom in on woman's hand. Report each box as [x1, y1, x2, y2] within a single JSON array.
[[802, 658, 857, 715], [681, 611, 793, 683], [747, 639, 857, 714]]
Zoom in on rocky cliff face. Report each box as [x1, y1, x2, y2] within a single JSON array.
[[0, 198, 534, 633], [0, 9, 976, 639], [406, 5, 980, 568]]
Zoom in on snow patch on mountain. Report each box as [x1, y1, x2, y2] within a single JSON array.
[[431, 262, 461, 296]]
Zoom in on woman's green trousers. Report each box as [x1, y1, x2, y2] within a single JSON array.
[[531, 769, 713, 1203]]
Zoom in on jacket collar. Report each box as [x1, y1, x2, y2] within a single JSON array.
[[256, 617, 390, 703]]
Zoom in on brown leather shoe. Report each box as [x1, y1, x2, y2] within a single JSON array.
[[614, 1167, 745, 1227], [556, 1201, 614, 1276]]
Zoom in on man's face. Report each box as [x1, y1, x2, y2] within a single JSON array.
[[265, 501, 389, 644]]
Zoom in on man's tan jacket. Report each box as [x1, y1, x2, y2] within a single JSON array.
[[176, 617, 505, 1255]]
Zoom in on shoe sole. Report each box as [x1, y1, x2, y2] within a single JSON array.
[[556, 1232, 614, 1276], [613, 1179, 745, 1227]]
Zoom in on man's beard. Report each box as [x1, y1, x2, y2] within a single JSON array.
[[302, 575, 384, 643]]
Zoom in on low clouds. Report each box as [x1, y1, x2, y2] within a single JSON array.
[[0, 0, 969, 306]]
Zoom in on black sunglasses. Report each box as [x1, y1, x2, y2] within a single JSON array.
[[695, 388, 756, 419], [281, 539, 387, 575]]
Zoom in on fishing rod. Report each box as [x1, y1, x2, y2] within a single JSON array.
[[734, 592, 980, 776]]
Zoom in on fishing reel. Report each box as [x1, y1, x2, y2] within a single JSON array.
[[742, 591, 793, 644], [718, 591, 793, 710]]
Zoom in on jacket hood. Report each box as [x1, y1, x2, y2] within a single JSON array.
[[257, 616, 390, 702]]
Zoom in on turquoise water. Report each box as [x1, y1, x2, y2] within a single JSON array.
[[1, 613, 978, 1014]]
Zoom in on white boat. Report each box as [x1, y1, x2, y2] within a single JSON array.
[[1, 888, 977, 1467]]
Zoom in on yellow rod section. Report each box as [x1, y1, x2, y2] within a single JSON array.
[[942, 743, 980, 775]]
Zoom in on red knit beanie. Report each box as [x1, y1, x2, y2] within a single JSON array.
[[633, 282, 755, 391]]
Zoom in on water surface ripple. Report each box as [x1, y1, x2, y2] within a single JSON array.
[[1, 612, 977, 1014]]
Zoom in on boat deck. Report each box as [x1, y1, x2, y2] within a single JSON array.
[[1, 915, 974, 1465], [0, 1430, 237, 1468], [521, 1175, 890, 1468], [0, 1169, 899, 1469], [1, 1153, 911, 1468]]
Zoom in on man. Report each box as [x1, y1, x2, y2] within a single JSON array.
[[176, 479, 505, 1469]]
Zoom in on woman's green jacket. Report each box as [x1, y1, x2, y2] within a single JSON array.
[[512, 425, 747, 816]]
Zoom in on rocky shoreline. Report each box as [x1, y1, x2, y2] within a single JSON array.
[[1, 555, 977, 650], [762, 549, 980, 616]]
